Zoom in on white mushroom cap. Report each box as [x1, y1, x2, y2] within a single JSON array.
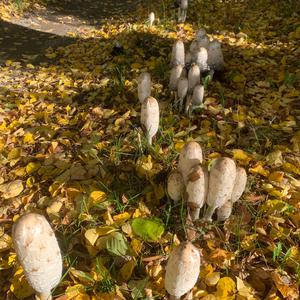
[[149, 12, 155, 26], [177, 77, 188, 100], [186, 165, 207, 220], [138, 72, 151, 103], [167, 170, 185, 202], [194, 47, 209, 72], [171, 40, 185, 67], [169, 65, 184, 91], [231, 167, 247, 203], [204, 157, 236, 221], [12, 213, 62, 296], [217, 200, 233, 221], [178, 141, 203, 184], [165, 242, 200, 298], [188, 65, 200, 93], [207, 40, 224, 72], [140, 96, 159, 145], [191, 84, 204, 106]]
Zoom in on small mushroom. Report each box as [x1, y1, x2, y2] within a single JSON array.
[[194, 47, 209, 72], [167, 170, 185, 202], [204, 157, 236, 221], [178, 141, 203, 183], [171, 40, 185, 67], [217, 200, 233, 221], [138, 72, 151, 103], [185, 84, 204, 116], [12, 213, 62, 300], [178, 0, 188, 23], [207, 40, 224, 75], [149, 12, 155, 26], [195, 29, 210, 49], [169, 65, 184, 91], [141, 96, 159, 145], [188, 64, 200, 93], [165, 241, 200, 299], [176, 77, 188, 111], [186, 165, 208, 220]]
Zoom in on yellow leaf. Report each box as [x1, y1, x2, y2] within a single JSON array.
[[236, 277, 256, 299], [85, 226, 117, 246], [216, 277, 236, 298], [268, 171, 284, 182], [66, 284, 90, 300], [131, 239, 143, 256], [23, 132, 35, 144], [8, 148, 21, 160], [131, 62, 143, 69], [232, 149, 252, 165], [249, 163, 269, 177], [10, 267, 34, 299], [89, 191, 106, 205], [25, 162, 41, 174], [283, 162, 300, 175], [120, 259, 136, 281], [205, 272, 220, 286], [0, 180, 24, 199], [0, 233, 12, 252], [113, 212, 131, 223]]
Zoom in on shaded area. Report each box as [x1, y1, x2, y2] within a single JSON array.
[[0, 19, 76, 64], [25, 0, 157, 25]]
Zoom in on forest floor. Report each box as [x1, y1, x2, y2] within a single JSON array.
[[0, 0, 300, 299]]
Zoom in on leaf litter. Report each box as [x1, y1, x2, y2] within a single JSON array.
[[0, 0, 300, 299]]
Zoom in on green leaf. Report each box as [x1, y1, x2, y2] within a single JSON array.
[[105, 232, 128, 256], [131, 218, 164, 241], [128, 278, 148, 299]]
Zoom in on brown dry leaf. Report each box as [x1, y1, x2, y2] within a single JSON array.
[[0, 180, 24, 199], [272, 271, 299, 300]]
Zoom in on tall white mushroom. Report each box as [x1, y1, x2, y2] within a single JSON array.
[[178, 0, 188, 23], [185, 84, 204, 116], [186, 165, 207, 220], [169, 64, 184, 91], [171, 40, 185, 67], [176, 77, 188, 112], [149, 12, 155, 26], [195, 29, 210, 49], [138, 72, 151, 103], [12, 213, 62, 300], [217, 200, 233, 221], [217, 167, 247, 221], [203, 157, 236, 221], [165, 241, 200, 299], [207, 40, 224, 74], [141, 96, 159, 146], [194, 47, 209, 72], [167, 170, 185, 202], [178, 141, 203, 183], [188, 64, 200, 93]]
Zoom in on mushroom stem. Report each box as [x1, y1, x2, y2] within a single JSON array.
[[203, 205, 215, 222], [170, 295, 180, 300], [147, 135, 153, 146], [189, 207, 200, 221], [38, 292, 52, 300]]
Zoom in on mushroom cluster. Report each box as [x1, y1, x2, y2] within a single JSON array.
[[169, 29, 224, 116], [167, 141, 247, 222], [138, 72, 160, 146]]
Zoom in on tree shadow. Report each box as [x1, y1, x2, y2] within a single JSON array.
[[0, 19, 76, 64], [26, 0, 159, 26]]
